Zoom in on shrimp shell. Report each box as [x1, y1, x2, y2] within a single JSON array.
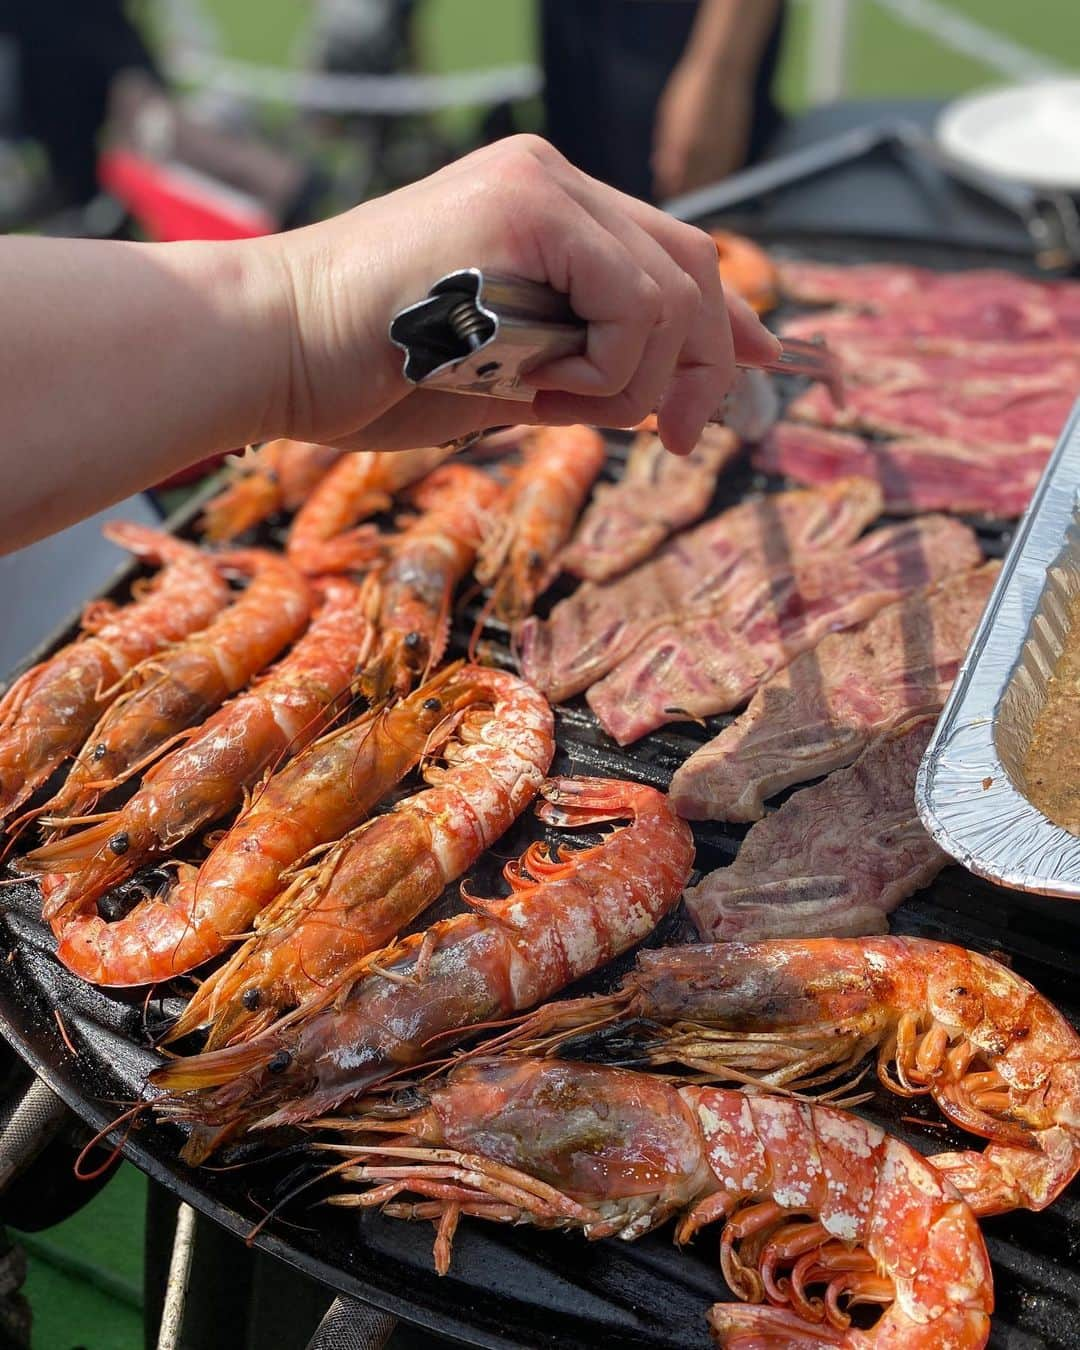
[[175, 667, 553, 1048], [318, 1057, 992, 1347], [475, 425, 606, 624], [27, 575, 364, 929], [199, 440, 344, 543], [286, 446, 453, 576], [149, 775, 694, 1161], [0, 525, 230, 827], [42, 542, 312, 823], [492, 936, 1080, 1217]]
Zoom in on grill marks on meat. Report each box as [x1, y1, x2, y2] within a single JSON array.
[[756, 422, 1047, 518], [683, 717, 946, 941], [518, 477, 883, 703], [669, 562, 999, 821], [560, 427, 740, 583], [585, 514, 981, 744], [789, 379, 1071, 453]]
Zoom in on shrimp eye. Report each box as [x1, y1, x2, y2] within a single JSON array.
[[267, 1050, 292, 1074], [242, 988, 261, 1011], [422, 697, 442, 712], [108, 832, 130, 855], [404, 631, 423, 650], [92, 743, 108, 761], [527, 549, 544, 571]]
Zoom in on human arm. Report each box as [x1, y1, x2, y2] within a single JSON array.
[[652, 0, 782, 201], [0, 136, 778, 552]]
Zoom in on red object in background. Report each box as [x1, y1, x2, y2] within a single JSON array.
[[98, 148, 276, 242]]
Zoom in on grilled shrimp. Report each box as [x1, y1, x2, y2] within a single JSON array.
[[0, 526, 230, 828], [361, 465, 501, 701], [150, 776, 693, 1161], [318, 1057, 992, 1347], [475, 426, 606, 624], [27, 577, 369, 929], [492, 936, 1080, 1217], [53, 662, 488, 988], [712, 230, 779, 314], [287, 446, 453, 575], [174, 668, 553, 1048], [43, 542, 312, 823], [199, 441, 344, 543]]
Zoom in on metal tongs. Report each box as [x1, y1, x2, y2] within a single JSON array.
[[389, 268, 844, 441]]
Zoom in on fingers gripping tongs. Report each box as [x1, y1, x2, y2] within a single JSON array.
[[388, 268, 843, 443]]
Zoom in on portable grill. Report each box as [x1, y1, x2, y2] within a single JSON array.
[[3, 183, 1080, 1346]]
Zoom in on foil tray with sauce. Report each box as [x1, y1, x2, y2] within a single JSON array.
[[917, 397, 1080, 896]]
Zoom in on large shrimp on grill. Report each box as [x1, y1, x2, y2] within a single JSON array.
[[0, 524, 230, 827], [150, 776, 694, 1162], [199, 440, 344, 543], [360, 465, 502, 702], [26, 577, 369, 930], [317, 1057, 993, 1348], [168, 667, 553, 1049], [475, 425, 606, 625], [42, 538, 312, 823], [286, 445, 453, 576], [52, 662, 489, 987], [490, 936, 1080, 1217]]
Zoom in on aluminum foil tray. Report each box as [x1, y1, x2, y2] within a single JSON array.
[[917, 398, 1080, 894]]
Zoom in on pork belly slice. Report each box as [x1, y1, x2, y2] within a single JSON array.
[[789, 378, 1071, 454], [830, 338, 1080, 390], [560, 426, 740, 583], [585, 513, 981, 744], [518, 476, 883, 703], [782, 292, 1068, 344], [755, 422, 1046, 519], [683, 716, 945, 942], [776, 260, 1076, 311], [669, 561, 999, 822]]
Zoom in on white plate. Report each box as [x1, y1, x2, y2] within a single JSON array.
[[937, 79, 1080, 192]]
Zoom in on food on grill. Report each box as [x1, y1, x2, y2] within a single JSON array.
[[319, 1056, 993, 1348], [26, 577, 373, 931], [520, 477, 884, 703], [497, 935, 1080, 1218], [199, 440, 344, 543], [171, 668, 554, 1047], [287, 444, 453, 575], [829, 336, 1080, 388], [684, 717, 945, 941], [711, 228, 778, 313], [670, 562, 999, 821], [54, 663, 488, 987], [0, 524, 231, 829], [1023, 589, 1080, 835], [779, 258, 1078, 313], [475, 424, 606, 625], [43, 543, 313, 822], [755, 421, 1045, 518], [587, 516, 981, 744], [359, 464, 501, 701], [790, 378, 1071, 454], [783, 298, 1076, 345], [150, 776, 693, 1161], [559, 426, 739, 582]]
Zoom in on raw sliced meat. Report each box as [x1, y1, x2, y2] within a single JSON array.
[[669, 562, 999, 821], [832, 338, 1080, 390], [789, 379, 1071, 452], [756, 422, 1046, 518], [560, 426, 739, 583], [683, 717, 946, 942], [585, 514, 981, 744], [781, 294, 1065, 343], [777, 260, 1073, 312], [518, 477, 883, 703]]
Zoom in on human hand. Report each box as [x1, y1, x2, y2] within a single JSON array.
[[652, 59, 754, 202], [258, 135, 779, 457]]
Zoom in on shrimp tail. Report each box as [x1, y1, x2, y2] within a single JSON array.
[[535, 775, 639, 828]]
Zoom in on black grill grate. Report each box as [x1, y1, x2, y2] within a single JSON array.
[[0, 233, 1076, 1349]]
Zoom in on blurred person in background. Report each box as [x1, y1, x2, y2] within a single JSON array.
[[541, 0, 787, 202]]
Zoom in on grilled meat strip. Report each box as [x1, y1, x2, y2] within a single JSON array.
[[755, 422, 1047, 519], [560, 427, 739, 583], [670, 562, 999, 821], [518, 477, 883, 703], [585, 514, 981, 744], [683, 717, 945, 941]]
